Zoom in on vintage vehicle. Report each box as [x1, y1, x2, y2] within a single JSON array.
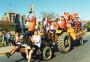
[[55, 27, 85, 53]]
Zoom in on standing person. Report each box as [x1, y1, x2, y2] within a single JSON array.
[[81, 21, 86, 30], [1, 29, 11, 45], [66, 15, 75, 28], [53, 18, 59, 30], [74, 17, 81, 32], [24, 14, 36, 59], [14, 14, 21, 33], [2, 29, 7, 45], [25, 12, 36, 38], [5, 30, 11, 46], [60, 16, 67, 30], [46, 19, 52, 40], [58, 18, 62, 29], [24, 6, 37, 62], [37, 22, 41, 30], [42, 18, 47, 29], [50, 21, 56, 44], [42, 18, 45, 28]]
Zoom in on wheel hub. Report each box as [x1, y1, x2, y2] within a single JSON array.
[[45, 49, 51, 58], [64, 38, 69, 48]]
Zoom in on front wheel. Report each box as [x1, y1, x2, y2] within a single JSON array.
[[42, 46, 52, 60]]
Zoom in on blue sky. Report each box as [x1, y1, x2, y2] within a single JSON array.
[[0, 0, 90, 20]]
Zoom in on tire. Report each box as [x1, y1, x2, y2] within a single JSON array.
[[57, 32, 71, 53], [43, 46, 52, 60], [79, 37, 84, 45]]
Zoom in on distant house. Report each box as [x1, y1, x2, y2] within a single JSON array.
[[3, 12, 16, 22], [0, 12, 27, 31]]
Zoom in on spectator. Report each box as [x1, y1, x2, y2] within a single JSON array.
[[81, 21, 86, 30], [2, 29, 8, 45], [59, 16, 67, 30], [5, 31, 11, 46]]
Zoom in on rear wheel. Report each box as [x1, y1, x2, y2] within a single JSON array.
[[43, 46, 52, 60], [57, 32, 71, 53]]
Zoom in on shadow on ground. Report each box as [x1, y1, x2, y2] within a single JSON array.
[[72, 39, 88, 47]]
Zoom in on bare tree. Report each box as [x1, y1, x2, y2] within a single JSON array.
[[41, 11, 55, 20]]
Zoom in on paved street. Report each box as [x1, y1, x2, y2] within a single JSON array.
[[0, 32, 90, 62]]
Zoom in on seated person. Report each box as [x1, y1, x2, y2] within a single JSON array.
[[25, 30, 41, 62], [5, 32, 21, 58]]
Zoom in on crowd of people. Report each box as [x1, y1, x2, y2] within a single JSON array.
[[1, 29, 12, 46], [5, 11, 41, 62], [42, 12, 86, 33], [5, 12, 86, 62]]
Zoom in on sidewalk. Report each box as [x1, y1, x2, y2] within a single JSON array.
[[86, 32, 90, 35], [0, 46, 13, 56]]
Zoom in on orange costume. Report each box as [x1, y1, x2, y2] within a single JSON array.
[[60, 17, 67, 30], [28, 17, 36, 32]]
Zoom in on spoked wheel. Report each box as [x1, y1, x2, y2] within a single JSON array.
[[43, 46, 52, 60], [57, 32, 71, 53]]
